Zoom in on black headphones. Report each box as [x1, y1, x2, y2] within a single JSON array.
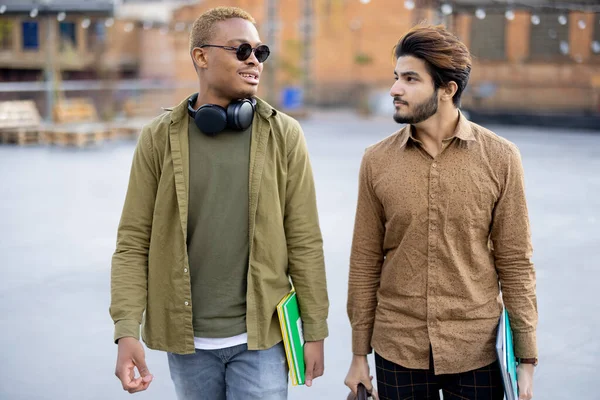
[[187, 93, 256, 136]]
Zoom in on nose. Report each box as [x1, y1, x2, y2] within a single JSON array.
[[245, 50, 259, 66], [390, 80, 404, 98]]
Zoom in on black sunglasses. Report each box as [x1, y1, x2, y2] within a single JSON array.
[[199, 43, 270, 63]]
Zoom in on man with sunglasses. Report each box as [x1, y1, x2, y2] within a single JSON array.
[[110, 7, 329, 400]]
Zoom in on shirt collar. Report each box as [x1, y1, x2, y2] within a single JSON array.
[[397, 109, 476, 149], [453, 110, 476, 142]]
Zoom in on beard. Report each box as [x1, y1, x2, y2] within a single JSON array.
[[393, 89, 439, 124], [221, 85, 258, 101], [235, 84, 259, 99]]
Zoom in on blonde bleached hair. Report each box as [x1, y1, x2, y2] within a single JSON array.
[[189, 7, 256, 52]]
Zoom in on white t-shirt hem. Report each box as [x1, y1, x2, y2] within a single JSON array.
[[194, 332, 248, 350]]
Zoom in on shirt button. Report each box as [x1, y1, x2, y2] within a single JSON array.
[[430, 193, 435, 199], [184, 268, 188, 273], [432, 163, 437, 168], [184, 301, 189, 306], [431, 225, 436, 231]]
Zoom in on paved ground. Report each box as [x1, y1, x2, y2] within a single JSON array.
[[0, 111, 599, 400]]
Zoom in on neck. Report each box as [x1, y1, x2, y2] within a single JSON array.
[[412, 105, 460, 144], [193, 83, 231, 110]]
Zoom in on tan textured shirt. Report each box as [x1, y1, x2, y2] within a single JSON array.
[[347, 113, 538, 374]]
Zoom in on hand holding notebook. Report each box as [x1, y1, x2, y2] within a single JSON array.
[[303, 339, 324, 387], [516, 363, 534, 400], [496, 307, 519, 400], [277, 290, 306, 385]]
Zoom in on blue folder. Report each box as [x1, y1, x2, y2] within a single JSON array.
[[495, 307, 519, 400]]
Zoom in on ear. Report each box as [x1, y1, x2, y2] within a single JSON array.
[[441, 81, 458, 103], [191, 47, 208, 70]]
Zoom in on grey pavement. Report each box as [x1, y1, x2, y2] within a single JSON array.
[[0, 111, 599, 400]]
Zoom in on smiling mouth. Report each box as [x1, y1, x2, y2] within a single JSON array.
[[239, 72, 259, 80]]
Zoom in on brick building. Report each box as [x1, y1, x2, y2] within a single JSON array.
[[1, 0, 598, 119], [451, 1, 600, 117], [162, 0, 600, 116], [0, 0, 140, 119]]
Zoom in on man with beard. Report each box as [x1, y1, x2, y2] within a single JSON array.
[[344, 25, 537, 400]]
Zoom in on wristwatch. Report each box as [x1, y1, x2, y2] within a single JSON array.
[[517, 357, 538, 366]]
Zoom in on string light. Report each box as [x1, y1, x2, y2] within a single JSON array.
[[11, 0, 596, 59], [453, 2, 600, 15], [558, 15, 567, 25]]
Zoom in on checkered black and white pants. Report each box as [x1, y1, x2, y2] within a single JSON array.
[[375, 352, 505, 400]]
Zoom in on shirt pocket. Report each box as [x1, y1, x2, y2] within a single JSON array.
[[444, 167, 497, 236]]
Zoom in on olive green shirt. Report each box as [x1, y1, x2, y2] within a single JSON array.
[[187, 120, 251, 338], [110, 97, 329, 354]]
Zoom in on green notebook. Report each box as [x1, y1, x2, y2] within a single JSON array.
[[277, 290, 305, 386]]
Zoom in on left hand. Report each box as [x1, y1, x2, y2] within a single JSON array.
[[517, 363, 534, 400], [304, 340, 325, 387]]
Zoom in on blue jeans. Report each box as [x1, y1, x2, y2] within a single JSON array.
[[168, 342, 288, 400]]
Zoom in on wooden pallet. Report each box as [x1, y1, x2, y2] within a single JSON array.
[[0, 127, 42, 145], [53, 98, 99, 124], [123, 93, 175, 119], [110, 118, 146, 140], [103, 128, 119, 141], [44, 123, 110, 148], [114, 125, 140, 140], [0, 100, 43, 145]]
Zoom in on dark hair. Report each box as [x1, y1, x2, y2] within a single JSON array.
[[394, 24, 472, 107]]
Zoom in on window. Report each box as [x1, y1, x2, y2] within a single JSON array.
[[470, 13, 506, 61], [530, 13, 569, 60], [0, 19, 13, 50], [593, 14, 600, 58], [59, 22, 77, 52], [87, 21, 106, 50], [22, 21, 39, 50]]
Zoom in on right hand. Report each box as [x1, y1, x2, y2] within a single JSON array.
[[344, 355, 378, 399], [115, 337, 153, 394]]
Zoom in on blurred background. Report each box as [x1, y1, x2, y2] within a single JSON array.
[[0, 1, 599, 400], [0, 0, 599, 130]]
